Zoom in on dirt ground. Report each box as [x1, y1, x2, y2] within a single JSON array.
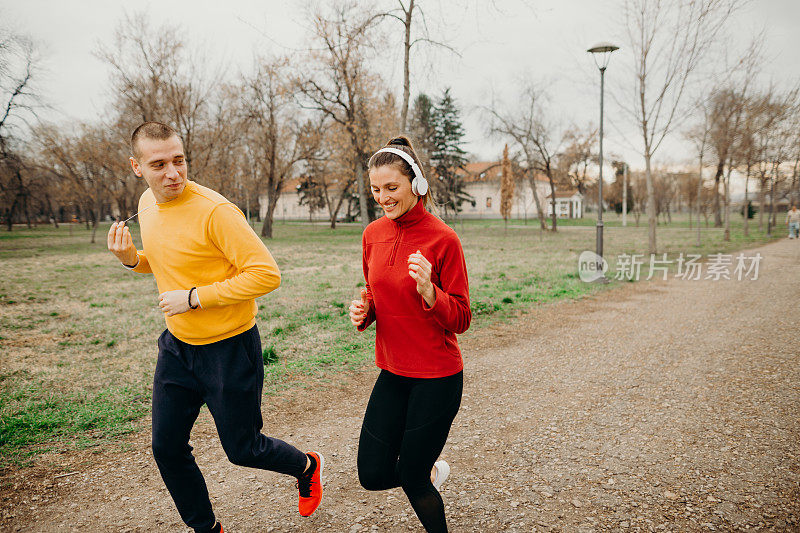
[[1, 238, 799, 532]]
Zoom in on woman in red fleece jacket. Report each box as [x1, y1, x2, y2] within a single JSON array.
[[349, 136, 471, 533]]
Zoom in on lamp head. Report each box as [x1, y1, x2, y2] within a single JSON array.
[[587, 42, 619, 69]]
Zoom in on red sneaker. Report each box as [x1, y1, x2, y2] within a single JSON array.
[[297, 451, 324, 517]]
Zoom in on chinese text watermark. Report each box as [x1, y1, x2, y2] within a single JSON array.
[[578, 252, 763, 282]]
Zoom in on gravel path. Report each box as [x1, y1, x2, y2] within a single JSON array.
[[2, 238, 799, 532]]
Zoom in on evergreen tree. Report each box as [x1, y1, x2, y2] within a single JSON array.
[[409, 93, 436, 172], [296, 174, 326, 223], [430, 88, 472, 220]]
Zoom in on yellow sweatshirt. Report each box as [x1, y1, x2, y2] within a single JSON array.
[[130, 181, 280, 345]]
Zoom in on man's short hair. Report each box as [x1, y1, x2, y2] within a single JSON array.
[[130, 121, 180, 159]]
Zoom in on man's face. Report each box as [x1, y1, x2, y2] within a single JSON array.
[[130, 135, 188, 203]]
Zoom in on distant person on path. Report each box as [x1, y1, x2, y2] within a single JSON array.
[[107, 121, 323, 533], [349, 136, 471, 533], [786, 204, 800, 239]]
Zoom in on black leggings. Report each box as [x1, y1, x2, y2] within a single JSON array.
[[358, 369, 463, 533]]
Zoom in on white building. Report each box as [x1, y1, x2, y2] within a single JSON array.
[[457, 162, 583, 220], [548, 190, 584, 219]]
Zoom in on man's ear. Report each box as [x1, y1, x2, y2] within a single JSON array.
[[130, 156, 142, 177]]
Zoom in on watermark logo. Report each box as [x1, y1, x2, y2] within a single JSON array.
[[577, 251, 763, 282], [578, 251, 609, 282]]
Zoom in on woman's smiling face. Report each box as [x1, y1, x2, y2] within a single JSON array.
[[369, 164, 418, 220]]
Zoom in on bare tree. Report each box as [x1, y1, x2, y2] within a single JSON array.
[[557, 126, 598, 195], [787, 108, 800, 207], [485, 83, 570, 231], [621, 0, 740, 253], [294, 2, 384, 229], [686, 96, 712, 245], [750, 88, 798, 233], [96, 13, 227, 184], [763, 89, 799, 234], [707, 89, 741, 230], [34, 124, 124, 242], [241, 57, 321, 238], [308, 122, 357, 229], [0, 29, 42, 230], [375, 0, 460, 132]]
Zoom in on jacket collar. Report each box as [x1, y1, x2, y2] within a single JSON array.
[[389, 197, 427, 228]]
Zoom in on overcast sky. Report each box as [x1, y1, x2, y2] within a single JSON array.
[[3, 0, 799, 174]]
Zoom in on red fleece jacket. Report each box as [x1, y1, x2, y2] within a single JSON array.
[[357, 199, 471, 378]]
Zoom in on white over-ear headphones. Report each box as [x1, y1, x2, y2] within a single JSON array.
[[373, 147, 429, 196]]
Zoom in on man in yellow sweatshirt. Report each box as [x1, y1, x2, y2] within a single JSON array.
[[107, 122, 323, 533]]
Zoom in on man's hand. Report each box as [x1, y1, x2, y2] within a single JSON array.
[[107, 222, 139, 266], [158, 289, 196, 317], [349, 288, 369, 327], [408, 250, 436, 307]]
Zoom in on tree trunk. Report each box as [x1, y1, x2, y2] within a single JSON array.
[[723, 162, 733, 241], [328, 188, 349, 230], [645, 152, 657, 254], [90, 211, 99, 244], [261, 203, 275, 239], [355, 164, 369, 229], [758, 178, 766, 232], [767, 176, 774, 236], [6, 195, 19, 231], [399, 0, 414, 132], [696, 152, 704, 247], [713, 159, 723, 227], [742, 164, 751, 237], [524, 156, 547, 231], [261, 190, 279, 239], [45, 193, 59, 228], [23, 193, 32, 229], [770, 172, 777, 231], [547, 175, 557, 232]]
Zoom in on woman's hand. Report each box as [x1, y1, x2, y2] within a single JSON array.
[[349, 288, 369, 327], [408, 250, 436, 308]]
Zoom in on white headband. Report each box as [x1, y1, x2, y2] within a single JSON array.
[[373, 147, 423, 183]]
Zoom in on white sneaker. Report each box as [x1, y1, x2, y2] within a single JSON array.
[[432, 460, 450, 491]]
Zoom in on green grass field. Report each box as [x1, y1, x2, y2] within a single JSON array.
[[0, 213, 781, 468]]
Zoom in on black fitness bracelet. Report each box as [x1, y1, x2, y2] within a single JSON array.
[[188, 287, 199, 309]]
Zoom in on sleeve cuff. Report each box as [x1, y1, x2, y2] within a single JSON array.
[[195, 285, 217, 309], [421, 284, 445, 314], [357, 301, 376, 331]]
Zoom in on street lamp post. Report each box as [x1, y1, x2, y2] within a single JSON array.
[[587, 42, 619, 280]]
